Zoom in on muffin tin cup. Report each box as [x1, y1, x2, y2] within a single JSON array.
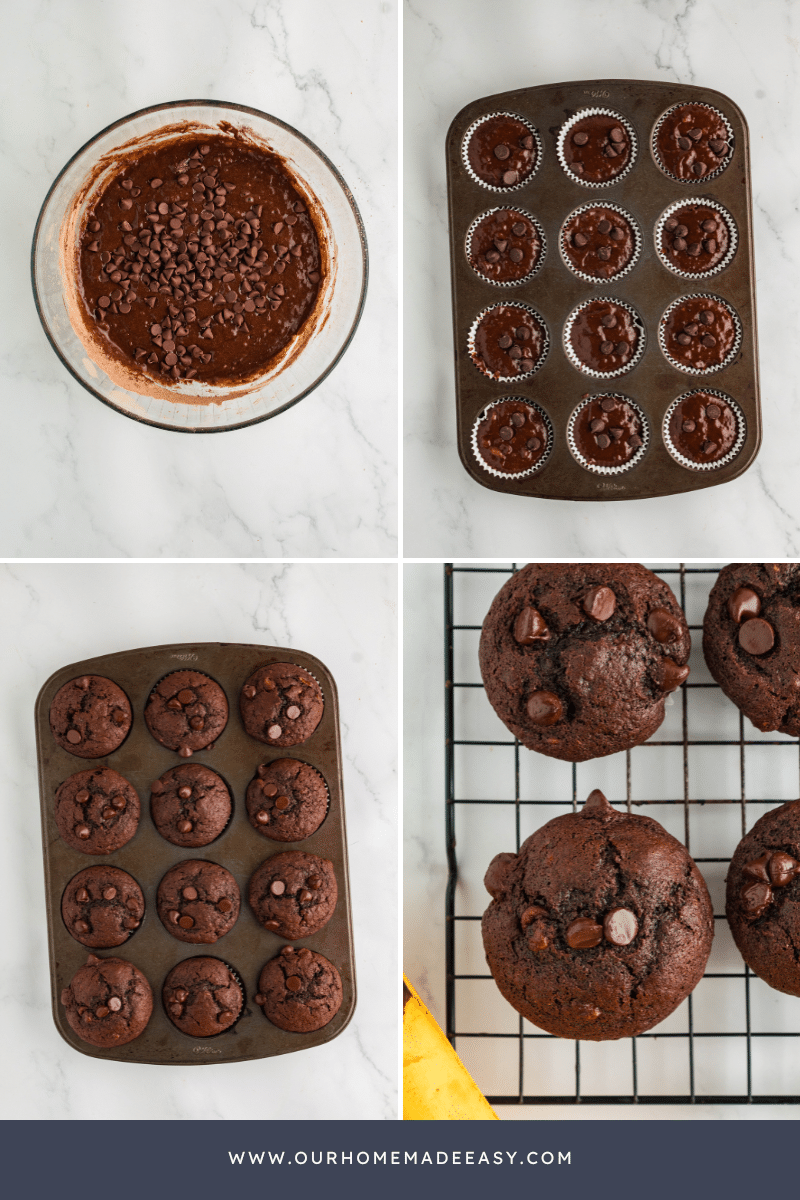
[[35, 642, 355, 1065], [559, 201, 643, 285], [662, 388, 746, 472], [470, 397, 554, 479], [651, 102, 735, 185], [467, 301, 550, 383], [563, 296, 646, 379], [465, 207, 547, 287], [658, 293, 742, 376], [567, 393, 650, 475], [446, 79, 760, 500], [461, 111, 543, 193], [556, 107, 638, 189], [655, 197, 738, 280]]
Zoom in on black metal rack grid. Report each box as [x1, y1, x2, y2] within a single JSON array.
[[444, 563, 800, 1106]]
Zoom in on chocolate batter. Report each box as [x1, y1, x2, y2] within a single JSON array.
[[655, 103, 732, 180], [659, 204, 732, 275], [474, 399, 549, 475], [571, 395, 645, 469], [561, 206, 637, 280], [467, 209, 541, 283], [77, 134, 322, 386], [667, 391, 740, 465], [470, 304, 546, 379], [466, 114, 538, 188], [660, 296, 739, 372], [567, 299, 642, 375], [561, 113, 632, 183]]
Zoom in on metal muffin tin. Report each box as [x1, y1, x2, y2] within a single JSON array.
[[446, 79, 761, 501], [35, 642, 355, 1065]]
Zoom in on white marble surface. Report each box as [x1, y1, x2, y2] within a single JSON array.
[[0, 562, 397, 1119], [404, 562, 800, 1119], [404, 0, 800, 558], [1, 0, 396, 557]]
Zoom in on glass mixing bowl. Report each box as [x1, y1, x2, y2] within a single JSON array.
[[32, 100, 367, 433]]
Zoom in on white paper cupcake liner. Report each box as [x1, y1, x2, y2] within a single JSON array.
[[563, 296, 645, 379], [567, 393, 649, 475], [651, 102, 734, 185], [461, 112, 543, 193], [658, 293, 742, 376], [559, 201, 642, 285], [654, 197, 738, 280], [464, 207, 547, 287], [556, 107, 638, 189], [662, 387, 746, 471], [470, 397, 553, 479], [467, 301, 550, 383]]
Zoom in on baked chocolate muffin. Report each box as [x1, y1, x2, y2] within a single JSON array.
[[239, 662, 324, 747], [467, 208, 542, 283], [248, 851, 337, 939], [156, 860, 240, 944], [254, 945, 343, 1032], [162, 957, 243, 1037], [703, 564, 800, 735], [150, 764, 232, 847], [54, 767, 141, 854], [60, 954, 153, 1047], [49, 674, 132, 758], [726, 800, 800, 996], [479, 563, 690, 761], [144, 670, 228, 757], [246, 758, 329, 842], [465, 114, 538, 189], [61, 866, 144, 948], [482, 789, 714, 1039]]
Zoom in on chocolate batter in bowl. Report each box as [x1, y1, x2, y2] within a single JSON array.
[[32, 101, 367, 433]]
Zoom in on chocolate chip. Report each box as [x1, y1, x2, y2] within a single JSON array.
[[676, 333, 692, 346], [308, 875, 321, 889], [270, 880, 286, 896], [508, 247, 524, 263], [243, 684, 257, 699], [692, 162, 706, 176], [769, 852, 800, 888], [95, 1006, 110, 1019], [526, 690, 563, 726], [738, 617, 775, 656], [262, 781, 278, 796], [497, 333, 512, 349], [178, 820, 193, 833], [701, 440, 717, 454], [728, 587, 761, 623], [687, 242, 703, 256], [66, 729, 82, 744], [76, 789, 90, 802], [583, 585, 616, 622], [182, 886, 198, 901], [614, 342, 627, 356], [268, 724, 282, 739], [512, 222, 527, 236], [76, 825, 91, 840], [178, 915, 194, 929], [493, 144, 510, 160], [628, 434, 643, 449], [610, 127, 625, 143], [510, 412, 525, 428], [102, 887, 117, 900], [677, 136, 692, 151], [703, 239, 717, 254], [150, 178, 163, 188], [74, 920, 89, 933], [256, 810, 270, 824], [682, 420, 696, 433], [75, 888, 90, 903], [572, 131, 589, 146], [177, 785, 193, 800], [566, 917, 603, 949], [604, 908, 638, 946], [112, 795, 125, 809], [596, 220, 611, 235], [705, 402, 721, 417], [527, 437, 541, 451], [673, 237, 687, 252], [502, 169, 519, 185], [498, 425, 514, 441], [709, 139, 728, 155], [108, 996, 122, 1012], [286, 975, 302, 993], [513, 606, 548, 645], [657, 658, 690, 692], [665, 218, 678, 230], [648, 608, 682, 644], [741, 880, 772, 917], [217, 897, 233, 913], [520, 135, 534, 150], [572, 232, 588, 247], [599, 341, 614, 355]]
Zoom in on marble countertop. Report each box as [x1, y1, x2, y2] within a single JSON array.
[[0, 0, 396, 558], [404, 0, 800, 558], [0, 562, 397, 1119]]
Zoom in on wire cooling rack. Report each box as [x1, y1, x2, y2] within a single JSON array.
[[444, 563, 800, 1106]]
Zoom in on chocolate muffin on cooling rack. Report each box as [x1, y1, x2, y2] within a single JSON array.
[[483, 789, 714, 1039], [479, 562, 690, 761]]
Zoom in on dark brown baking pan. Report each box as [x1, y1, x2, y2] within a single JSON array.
[[446, 79, 760, 500], [35, 642, 355, 1065]]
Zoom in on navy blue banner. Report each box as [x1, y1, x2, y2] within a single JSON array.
[[1, 1118, 795, 1199]]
